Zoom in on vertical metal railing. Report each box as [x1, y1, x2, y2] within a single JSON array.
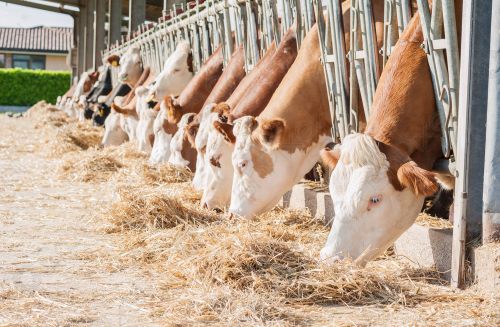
[[417, 0, 460, 157]]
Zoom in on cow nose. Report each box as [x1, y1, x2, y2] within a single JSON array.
[[228, 213, 234, 220]]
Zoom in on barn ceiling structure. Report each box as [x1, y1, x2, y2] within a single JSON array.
[[2, 0, 184, 79]]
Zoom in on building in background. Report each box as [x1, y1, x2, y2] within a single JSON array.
[[0, 26, 72, 71]]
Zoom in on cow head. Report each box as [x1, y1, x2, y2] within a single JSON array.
[[110, 103, 139, 142], [148, 40, 194, 100], [135, 86, 159, 154], [200, 113, 236, 209], [168, 113, 197, 171], [191, 104, 217, 190], [117, 46, 143, 87], [229, 116, 331, 220], [106, 54, 121, 67], [148, 99, 177, 164], [101, 111, 129, 147], [320, 133, 438, 266]]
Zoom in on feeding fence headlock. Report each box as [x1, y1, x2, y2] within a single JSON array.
[[315, 0, 459, 159]]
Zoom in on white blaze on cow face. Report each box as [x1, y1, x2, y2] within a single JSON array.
[[192, 104, 216, 190], [320, 133, 425, 267], [135, 86, 158, 154], [117, 47, 142, 87], [148, 41, 193, 100], [201, 113, 235, 209], [101, 112, 129, 147], [168, 113, 195, 168], [148, 101, 174, 164], [229, 116, 331, 220]]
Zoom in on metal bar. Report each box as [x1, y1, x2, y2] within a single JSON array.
[[451, 0, 492, 290], [483, 0, 500, 244]]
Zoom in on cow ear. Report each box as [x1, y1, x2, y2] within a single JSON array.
[[259, 119, 285, 150], [107, 54, 120, 66], [111, 102, 130, 116], [214, 102, 231, 118], [320, 147, 341, 170], [185, 122, 200, 148], [164, 95, 182, 123], [213, 121, 236, 144], [397, 161, 438, 197], [187, 52, 193, 73]]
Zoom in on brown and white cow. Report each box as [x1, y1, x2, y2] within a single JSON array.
[[201, 26, 298, 209], [190, 42, 277, 190], [115, 47, 144, 88], [148, 44, 225, 164], [319, 4, 461, 266], [65, 71, 100, 118], [168, 43, 246, 171], [228, 0, 385, 220]]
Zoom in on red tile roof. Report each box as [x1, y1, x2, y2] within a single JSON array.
[[0, 26, 73, 53]]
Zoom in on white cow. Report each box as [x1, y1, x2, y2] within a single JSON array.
[[135, 86, 158, 154], [192, 104, 217, 190], [168, 113, 196, 168], [149, 100, 174, 164], [117, 46, 143, 88]]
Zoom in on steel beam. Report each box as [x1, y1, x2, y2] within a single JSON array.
[[1, 0, 78, 16], [451, 0, 492, 290], [94, 0, 106, 68], [482, 0, 500, 244], [109, 0, 123, 44], [78, 7, 86, 77], [129, 0, 146, 34], [84, 0, 95, 71]]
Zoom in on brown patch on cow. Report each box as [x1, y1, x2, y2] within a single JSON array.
[[121, 66, 151, 107], [250, 145, 274, 179], [213, 121, 236, 144], [181, 134, 197, 172], [185, 122, 200, 148], [83, 71, 100, 92], [162, 116, 178, 136], [149, 134, 155, 147], [106, 54, 121, 66], [320, 147, 341, 169], [210, 156, 221, 168], [200, 146, 206, 154], [259, 119, 285, 150]]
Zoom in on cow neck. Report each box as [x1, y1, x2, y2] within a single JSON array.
[[174, 45, 224, 116], [229, 27, 298, 123], [256, 24, 331, 154], [225, 41, 276, 111], [364, 13, 442, 172], [201, 44, 246, 108]]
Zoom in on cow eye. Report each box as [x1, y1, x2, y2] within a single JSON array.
[[213, 154, 221, 161], [174, 68, 180, 73], [370, 196, 382, 205], [237, 160, 248, 173]]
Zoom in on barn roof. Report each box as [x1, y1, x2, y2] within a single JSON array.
[[0, 26, 73, 53]]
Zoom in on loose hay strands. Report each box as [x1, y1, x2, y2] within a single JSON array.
[[415, 213, 453, 229], [27, 101, 104, 155]]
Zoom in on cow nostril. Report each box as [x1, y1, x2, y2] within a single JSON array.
[[202, 202, 207, 209], [228, 213, 234, 220]]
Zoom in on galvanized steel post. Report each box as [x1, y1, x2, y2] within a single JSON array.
[[109, 0, 123, 45], [482, 0, 500, 244], [451, 0, 491, 290], [94, 0, 106, 69], [84, 0, 95, 71]]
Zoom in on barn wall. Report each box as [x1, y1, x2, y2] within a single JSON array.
[[46, 55, 71, 71]]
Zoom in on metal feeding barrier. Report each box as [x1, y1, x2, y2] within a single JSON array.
[[103, 0, 313, 87], [316, 0, 460, 163]]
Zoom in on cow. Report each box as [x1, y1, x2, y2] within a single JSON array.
[[148, 44, 225, 164], [92, 82, 132, 126], [201, 26, 298, 209], [116, 47, 144, 88], [318, 3, 462, 266], [190, 42, 277, 190], [168, 43, 246, 171], [65, 71, 100, 118], [83, 66, 113, 119], [132, 41, 195, 153], [227, 0, 385, 220]]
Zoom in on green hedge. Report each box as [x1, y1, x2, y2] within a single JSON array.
[[0, 68, 71, 106]]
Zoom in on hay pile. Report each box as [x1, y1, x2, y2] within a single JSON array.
[[28, 100, 104, 155]]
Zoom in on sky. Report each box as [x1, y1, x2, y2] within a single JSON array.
[[0, 1, 75, 28]]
